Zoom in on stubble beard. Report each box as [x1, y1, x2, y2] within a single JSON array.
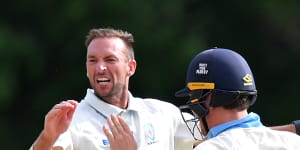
[[92, 81, 126, 103]]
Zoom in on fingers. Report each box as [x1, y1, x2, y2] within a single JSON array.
[[118, 115, 131, 133], [103, 114, 133, 139], [65, 100, 78, 119], [51, 100, 77, 114], [43, 100, 78, 139], [103, 114, 138, 150], [53, 100, 78, 110], [102, 114, 120, 142], [103, 125, 113, 141], [108, 114, 123, 138], [46, 100, 78, 121]]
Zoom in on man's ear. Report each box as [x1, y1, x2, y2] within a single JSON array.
[[128, 60, 137, 76]]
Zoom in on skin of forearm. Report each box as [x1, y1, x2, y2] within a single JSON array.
[[32, 130, 59, 150], [269, 124, 296, 133]]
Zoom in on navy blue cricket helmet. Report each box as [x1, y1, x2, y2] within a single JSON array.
[[176, 48, 257, 109]]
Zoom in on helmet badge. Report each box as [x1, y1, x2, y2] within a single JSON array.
[[243, 74, 253, 86]]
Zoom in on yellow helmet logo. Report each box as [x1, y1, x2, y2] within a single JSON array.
[[243, 74, 253, 86]]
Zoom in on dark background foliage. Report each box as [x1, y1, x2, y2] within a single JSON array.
[[0, 0, 299, 149]]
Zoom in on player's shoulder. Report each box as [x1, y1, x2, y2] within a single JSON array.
[[194, 138, 228, 150], [134, 97, 179, 112], [140, 97, 177, 107]]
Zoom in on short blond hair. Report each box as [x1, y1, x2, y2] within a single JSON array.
[[85, 28, 135, 60]]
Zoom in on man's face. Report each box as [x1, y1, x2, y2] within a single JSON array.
[[86, 37, 136, 100]]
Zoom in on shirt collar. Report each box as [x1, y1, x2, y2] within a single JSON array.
[[83, 89, 144, 117], [207, 112, 263, 138]]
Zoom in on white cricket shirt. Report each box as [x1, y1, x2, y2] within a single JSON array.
[[194, 126, 300, 150], [31, 89, 194, 150]]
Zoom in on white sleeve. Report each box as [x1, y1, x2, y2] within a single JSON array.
[[174, 109, 195, 150], [29, 145, 34, 150], [28, 131, 71, 150], [52, 130, 73, 150]]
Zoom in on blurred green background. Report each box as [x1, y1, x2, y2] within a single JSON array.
[[1, 0, 300, 149]]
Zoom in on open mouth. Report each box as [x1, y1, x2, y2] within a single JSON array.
[[97, 78, 110, 84]]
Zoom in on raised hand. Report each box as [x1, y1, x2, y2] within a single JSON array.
[[103, 114, 137, 150], [32, 100, 78, 150], [44, 100, 78, 139]]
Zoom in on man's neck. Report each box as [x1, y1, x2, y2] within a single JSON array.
[[207, 107, 248, 129]]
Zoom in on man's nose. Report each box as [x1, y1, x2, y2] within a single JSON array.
[[99, 65, 107, 71], [96, 62, 107, 71]]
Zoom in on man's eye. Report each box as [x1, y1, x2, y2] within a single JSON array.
[[88, 59, 96, 63], [106, 59, 117, 63]]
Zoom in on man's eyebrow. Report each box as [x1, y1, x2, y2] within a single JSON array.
[[87, 54, 96, 58]]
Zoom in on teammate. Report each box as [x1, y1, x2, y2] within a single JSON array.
[[30, 28, 194, 150], [175, 48, 300, 149]]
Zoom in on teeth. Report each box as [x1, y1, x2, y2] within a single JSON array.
[[97, 78, 109, 82]]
